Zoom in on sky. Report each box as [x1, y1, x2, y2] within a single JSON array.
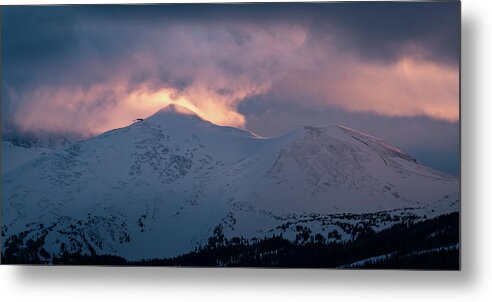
[[1, 2, 460, 175]]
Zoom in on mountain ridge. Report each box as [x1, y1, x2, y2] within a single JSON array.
[[2, 104, 459, 261]]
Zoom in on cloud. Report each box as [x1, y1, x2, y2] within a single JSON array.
[[273, 54, 459, 122], [5, 19, 308, 134], [2, 3, 459, 138], [308, 2, 460, 67]]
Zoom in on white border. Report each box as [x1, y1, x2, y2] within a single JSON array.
[[2, 0, 492, 301]]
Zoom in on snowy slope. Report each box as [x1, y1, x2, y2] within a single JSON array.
[[219, 124, 456, 213], [1, 104, 459, 261], [1, 141, 51, 174]]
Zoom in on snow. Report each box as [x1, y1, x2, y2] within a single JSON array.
[[1, 141, 51, 174], [1, 104, 460, 261], [338, 244, 460, 268]]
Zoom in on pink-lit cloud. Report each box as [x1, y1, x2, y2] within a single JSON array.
[[275, 53, 459, 122], [7, 18, 458, 137]]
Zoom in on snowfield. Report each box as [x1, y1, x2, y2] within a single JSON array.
[[1, 142, 51, 174], [1, 105, 459, 261]]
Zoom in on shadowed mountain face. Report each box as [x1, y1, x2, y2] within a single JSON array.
[[1, 104, 459, 262]]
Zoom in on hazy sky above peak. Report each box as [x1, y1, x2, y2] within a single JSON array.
[[1, 3, 460, 175]]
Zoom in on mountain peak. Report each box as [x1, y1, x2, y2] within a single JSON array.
[[145, 104, 207, 124], [159, 104, 197, 115]]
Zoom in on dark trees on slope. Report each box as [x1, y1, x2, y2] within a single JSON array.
[[2, 212, 459, 269]]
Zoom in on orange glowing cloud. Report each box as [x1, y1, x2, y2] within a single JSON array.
[[11, 83, 257, 136], [124, 86, 254, 129]]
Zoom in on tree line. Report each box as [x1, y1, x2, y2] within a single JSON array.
[[2, 212, 459, 269]]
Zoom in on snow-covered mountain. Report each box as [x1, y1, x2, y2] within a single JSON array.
[[1, 104, 459, 261]]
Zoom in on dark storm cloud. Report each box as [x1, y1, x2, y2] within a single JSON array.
[[94, 2, 460, 66], [2, 2, 460, 86], [307, 2, 460, 66]]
